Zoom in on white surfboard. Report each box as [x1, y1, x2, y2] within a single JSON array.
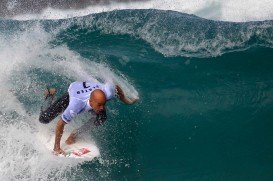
[[38, 131, 100, 159]]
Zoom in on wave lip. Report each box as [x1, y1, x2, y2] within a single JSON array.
[[4, 0, 273, 22], [57, 9, 273, 58]]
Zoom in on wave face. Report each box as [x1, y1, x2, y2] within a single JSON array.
[[0, 9, 273, 180]]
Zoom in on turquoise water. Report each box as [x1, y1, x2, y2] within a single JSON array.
[[0, 9, 273, 180]]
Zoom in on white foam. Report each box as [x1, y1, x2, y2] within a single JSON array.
[[0, 24, 77, 180], [11, 0, 273, 22], [0, 23, 139, 180]]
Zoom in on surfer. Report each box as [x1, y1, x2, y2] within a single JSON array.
[[39, 81, 138, 155]]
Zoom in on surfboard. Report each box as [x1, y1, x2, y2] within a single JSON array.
[[38, 131, 100, 159]]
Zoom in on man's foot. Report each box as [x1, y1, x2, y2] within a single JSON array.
[[65, 133, 77, 145], [44, 88, 57, 97]]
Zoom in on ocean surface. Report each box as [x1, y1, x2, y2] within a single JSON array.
[[0, 1, 273, 180]]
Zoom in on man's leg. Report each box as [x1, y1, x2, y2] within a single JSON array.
[[65, 120, 96, 145], [39, 91, 69, 124]]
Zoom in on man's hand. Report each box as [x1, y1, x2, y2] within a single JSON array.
[[116, 85, 139, 104], [53, 148, 66, 155]]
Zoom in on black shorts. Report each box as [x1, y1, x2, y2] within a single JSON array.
[[39, 92, 107, 125]]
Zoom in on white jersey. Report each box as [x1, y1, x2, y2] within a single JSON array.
[[62, 81, 116, 123]]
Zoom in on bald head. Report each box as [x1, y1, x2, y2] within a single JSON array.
[[91, 89, 106, 102], [89, 89, 106, 114]]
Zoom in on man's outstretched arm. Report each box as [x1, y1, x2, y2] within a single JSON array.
[[116, 85, 139, 104], [53, 119, 66, 155]]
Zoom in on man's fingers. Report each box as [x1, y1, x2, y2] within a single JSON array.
[[53, 148, 66, 156], [49, 88, 57, 94]]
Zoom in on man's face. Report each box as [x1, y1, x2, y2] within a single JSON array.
[[89, 89, 107, 114], [90, 99, 106, 114]]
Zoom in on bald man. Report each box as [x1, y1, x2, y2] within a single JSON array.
[[39, 81, 137, 155]]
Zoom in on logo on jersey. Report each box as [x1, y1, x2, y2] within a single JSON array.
[[76, 83, 100, 94]]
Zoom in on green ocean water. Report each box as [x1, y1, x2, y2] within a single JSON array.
[[0, 9, 273, 180]]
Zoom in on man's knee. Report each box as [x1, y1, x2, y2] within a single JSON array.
[[39, 113, 51, 124]]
